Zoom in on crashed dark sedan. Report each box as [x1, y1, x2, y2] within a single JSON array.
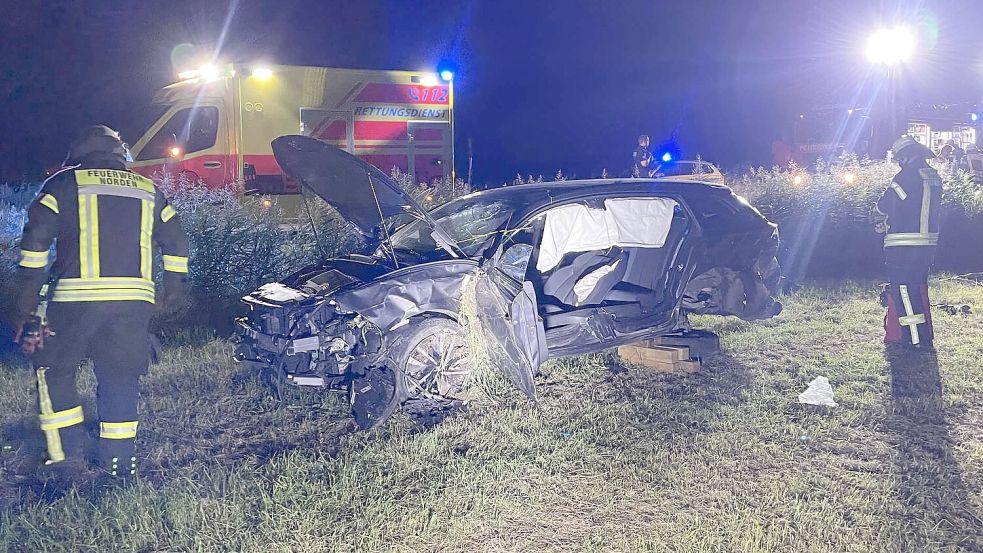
[[235, 136, 782, 429]]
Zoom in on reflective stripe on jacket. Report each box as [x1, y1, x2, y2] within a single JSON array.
[[14, 162, 190, 318], [876, 164, 942, 248]]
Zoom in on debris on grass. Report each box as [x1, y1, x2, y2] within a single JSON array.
[[934, 303, 972, 316], [798, 376, 838, 407]]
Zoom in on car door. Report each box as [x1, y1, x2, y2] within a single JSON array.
[[473, 246, 547, 400]]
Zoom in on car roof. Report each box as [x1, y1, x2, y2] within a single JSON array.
[[455, 178, 730, 207], [442, 178, 772, 232]]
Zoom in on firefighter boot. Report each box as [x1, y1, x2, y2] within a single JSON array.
[[97, 428, 138, 482], [35, 423, 88, 492], [882, 288, 903, 344], [34, 367, 87, 467]]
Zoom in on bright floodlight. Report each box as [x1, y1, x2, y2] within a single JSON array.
[[439, 69, 454, 81], [251, 67, 273, 80], [866, 27, 915, 66], [199, 64, 221, 81], [661, 152, 672, 162]]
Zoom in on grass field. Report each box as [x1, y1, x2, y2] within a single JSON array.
[[1, 279, 982, 552]]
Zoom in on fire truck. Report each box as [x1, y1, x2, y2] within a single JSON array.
[[128, 63, 454, 192], [773, 103, 979, 167]]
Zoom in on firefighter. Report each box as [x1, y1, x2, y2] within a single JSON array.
[[632, 134, 654, 178], [12, 125, 190, 482], [874, 135, 941, 349]]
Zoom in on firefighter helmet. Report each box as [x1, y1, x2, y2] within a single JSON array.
[[890, 135, 934, 163], [65, 125, 131, 166]]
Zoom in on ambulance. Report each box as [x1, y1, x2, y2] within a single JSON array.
[[128, 63, 454, 193]]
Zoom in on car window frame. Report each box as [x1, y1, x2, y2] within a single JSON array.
[[488, 191, 701, 284]]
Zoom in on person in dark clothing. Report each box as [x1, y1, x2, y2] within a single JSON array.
[[874, 135, 941, 349], [12, 125, 190, 482], [632, 134, 654, 178]]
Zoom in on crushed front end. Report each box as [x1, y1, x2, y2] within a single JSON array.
[[234, 278, 398, 429]]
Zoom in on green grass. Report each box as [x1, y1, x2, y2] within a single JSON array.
[[2, 279, 982, 552]]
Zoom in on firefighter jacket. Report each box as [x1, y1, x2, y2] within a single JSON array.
[[875, 162, 942, 248], [14, 157, 190, 320]]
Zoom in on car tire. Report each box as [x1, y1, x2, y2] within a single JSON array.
[[390, 317, 470, 400]]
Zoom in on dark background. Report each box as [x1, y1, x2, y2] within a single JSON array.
[[1, 0, 982, 184]]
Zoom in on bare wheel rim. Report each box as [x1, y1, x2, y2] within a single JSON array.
[[404, 331, 469, 398]]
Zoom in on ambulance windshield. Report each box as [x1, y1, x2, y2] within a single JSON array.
[[125, 105, 169, 149]]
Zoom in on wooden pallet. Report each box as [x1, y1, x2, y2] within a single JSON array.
[[617, 341, 701, 374]]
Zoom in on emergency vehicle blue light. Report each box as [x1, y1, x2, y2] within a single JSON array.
[[972, 113, 979, 122], [439, 69, 454, 81], [661, 152, 673, 162]]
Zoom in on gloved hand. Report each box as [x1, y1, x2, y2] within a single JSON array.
[[148, 333, 162, 365], [13, 316, 55, 355], [159, 273, 192, 314]]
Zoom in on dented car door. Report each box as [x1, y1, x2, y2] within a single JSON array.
[[474, 264, 547, 400]]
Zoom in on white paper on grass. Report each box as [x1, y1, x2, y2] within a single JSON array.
[[798, 376, 838, 407], [536, 197, 677, 272]]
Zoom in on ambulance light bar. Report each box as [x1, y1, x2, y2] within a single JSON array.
[[177, 63, 235, 82], [251, 67, 274, 80]]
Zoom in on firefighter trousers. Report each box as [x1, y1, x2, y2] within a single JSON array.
[[884, 247, 935, 347], [32, 301, 152, 474]]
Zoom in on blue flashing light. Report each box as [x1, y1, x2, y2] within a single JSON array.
[[971, 113, 979, 122], [661, 152, 673, 162], [439, 69, 454, 81]]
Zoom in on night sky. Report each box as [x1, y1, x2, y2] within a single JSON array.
[[2, 0, 982, 183]]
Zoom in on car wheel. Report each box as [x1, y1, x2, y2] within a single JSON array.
[[392, 318, 470, 400]]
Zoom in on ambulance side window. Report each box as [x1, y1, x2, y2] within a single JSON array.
[[136, 106, 219, 161]]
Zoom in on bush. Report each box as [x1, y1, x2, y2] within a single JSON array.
[[152, 174, 356, 331], [729, 157, 983, 282], [0, 183, 41, 210], [156, 170, 471, 330], [389, 167, 472, 207]]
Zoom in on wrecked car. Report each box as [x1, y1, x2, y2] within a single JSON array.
[[234, 135, 782, 429]]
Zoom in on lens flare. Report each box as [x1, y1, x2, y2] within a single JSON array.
[[866, 27, 915, 66]]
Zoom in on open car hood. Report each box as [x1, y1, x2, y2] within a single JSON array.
[[271, 136, 460, 256]]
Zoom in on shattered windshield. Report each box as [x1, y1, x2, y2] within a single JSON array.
[[384, 198, 516, 259]]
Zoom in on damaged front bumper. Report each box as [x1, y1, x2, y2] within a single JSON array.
[[234, 282, 405, 427]]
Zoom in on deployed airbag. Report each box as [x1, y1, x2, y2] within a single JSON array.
[[537, 198, 676, 272], [573, 260, 621, 305]]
